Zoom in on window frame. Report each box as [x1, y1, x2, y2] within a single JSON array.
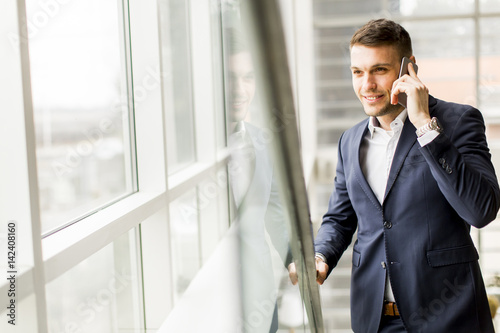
[[0, 0, 48, 331]]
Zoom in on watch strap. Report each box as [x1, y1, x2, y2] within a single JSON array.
[[416, 117, 442, 137]]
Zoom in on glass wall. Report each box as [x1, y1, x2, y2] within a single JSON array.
[[26, 0, 136, 235], [160, 1, 319, 331], [221, 9, 299, 330], [45, 229, 142, 332]]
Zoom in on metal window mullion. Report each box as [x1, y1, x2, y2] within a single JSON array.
[[120, 0, 139, 194]]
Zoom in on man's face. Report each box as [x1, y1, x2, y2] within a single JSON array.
[[227, 52, 256, 122], [350, 44, 403, 118]]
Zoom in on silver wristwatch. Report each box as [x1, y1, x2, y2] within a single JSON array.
[[416, 117, 442, 137]]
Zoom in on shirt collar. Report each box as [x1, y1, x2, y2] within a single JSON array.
[[368, 109, 407, 138]]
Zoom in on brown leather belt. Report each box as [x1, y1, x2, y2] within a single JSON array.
[[383, 302, 400, 316]]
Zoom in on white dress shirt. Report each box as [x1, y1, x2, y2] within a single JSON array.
[[359, 109, 439, 302], [360, 110, 407, 303]]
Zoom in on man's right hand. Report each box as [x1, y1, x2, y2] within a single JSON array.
[[316, 257, 328, 285]]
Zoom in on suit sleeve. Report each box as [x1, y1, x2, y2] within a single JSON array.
[[314, 133, 358, 274], [420, 107, 500, 228]]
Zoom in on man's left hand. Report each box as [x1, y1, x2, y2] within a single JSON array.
[[391, 62, 431, 129]]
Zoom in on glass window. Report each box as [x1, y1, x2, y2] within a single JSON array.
[[26, 0, 135, 235], [389, 0, 474, 16], [0, 294, 38, 332], [480, 0, 500, 13], [158, 0, 196, 174], [480, 18, 500, 293], [169, 189, 200, 301], [45, 229, 142, 332], [480, 18, 500, 118], [403, 19, 476, 105], [220, 5, 311, 330], [313, 0, 384, 18], [198, 169, 230, 262]]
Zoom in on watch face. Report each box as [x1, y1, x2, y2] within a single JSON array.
[[431, 117, 442, 132]]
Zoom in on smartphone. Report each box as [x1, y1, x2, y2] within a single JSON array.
[[397, 57, 418, 108]]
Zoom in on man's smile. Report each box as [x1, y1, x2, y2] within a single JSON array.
[[363, 94, 385, 103]]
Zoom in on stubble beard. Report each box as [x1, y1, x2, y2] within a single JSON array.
[[364, 99, 403, 118]]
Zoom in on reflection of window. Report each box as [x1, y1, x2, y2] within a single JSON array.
[[158, 0, 196, 174], [198, 169, 231, 262], [27, 0, 135, 235], [45, 229, 142, 332], [169, 189, 200, 301]]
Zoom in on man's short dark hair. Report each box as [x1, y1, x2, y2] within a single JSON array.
[[350, 19, 413, 59]]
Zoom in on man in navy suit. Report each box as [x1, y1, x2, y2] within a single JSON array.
[[314, 18, 500, 332]]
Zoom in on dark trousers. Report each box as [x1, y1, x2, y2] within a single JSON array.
[[378, 316, 406, 333]]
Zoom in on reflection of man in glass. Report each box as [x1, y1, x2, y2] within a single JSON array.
[[228, 50, 255, 125], [226, 37, 257, 208], [224, 28, 291, 333]]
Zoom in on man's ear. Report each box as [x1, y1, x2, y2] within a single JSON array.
[[410, 55, 416, 64]]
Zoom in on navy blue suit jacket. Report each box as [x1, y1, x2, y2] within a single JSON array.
[[315, 96, 500, 332]]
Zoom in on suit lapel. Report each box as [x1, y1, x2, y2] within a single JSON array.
[[353, 96, 437, 207], [353, 121, 382, 211], [383, 117, 417, 200]]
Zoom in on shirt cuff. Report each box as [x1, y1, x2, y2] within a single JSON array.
[[315, 252, 328, 265], [417, 130, 440, 147]]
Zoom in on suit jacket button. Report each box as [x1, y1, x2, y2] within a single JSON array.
[[384, 221, 392, 229], [446, 166, 453, 174]]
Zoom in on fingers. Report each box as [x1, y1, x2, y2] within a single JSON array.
[[391, 87, 399, 105], [408, 62, 417, 77], [391, 62, 416, 95], [316, 260, 328, 285], [391, 66, 425, 106], [288, 263, 298, 285], [391, 80, 405, 105], [391, 73, 406, 105], [289, 259, 329, 286]]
